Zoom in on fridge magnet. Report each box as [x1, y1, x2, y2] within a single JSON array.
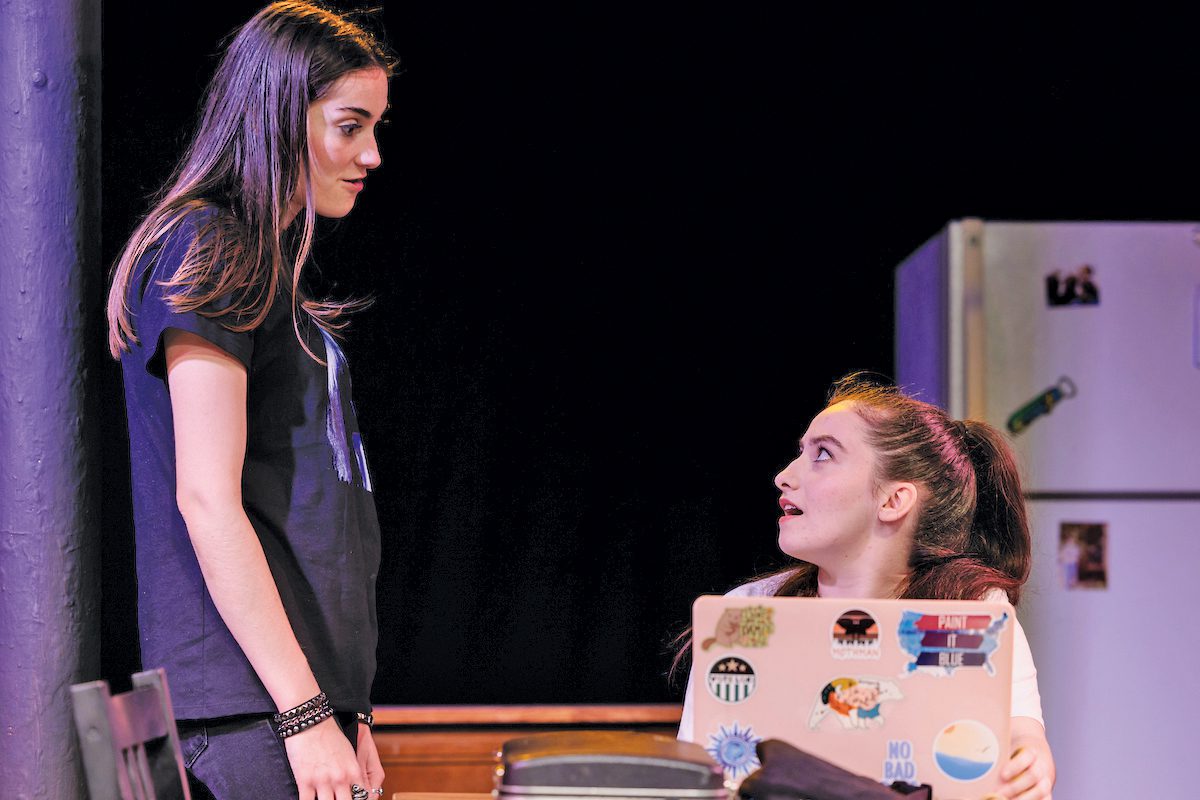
[[1045, 265, 1100, 306], [1058, 522, 1108, 590], [932, 720, 999, 782], [808, 676, 904, 730], [700, 605, 775, 651], [1006, 376, 1076, 435], [831, 608, 881, 660], [897, 611, 1008, 676], [706, 656, 757, 704], [883, 739, 919, 785], [705, 722, 762, 779]]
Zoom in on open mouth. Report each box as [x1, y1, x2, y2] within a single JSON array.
[[780, 500, 803, 516]]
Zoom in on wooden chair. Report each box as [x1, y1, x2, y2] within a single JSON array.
[[71, 668, 192, 800]]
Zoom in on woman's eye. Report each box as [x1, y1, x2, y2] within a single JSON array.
[[339, 123, 362, 137], [815, 447, 832, 462]]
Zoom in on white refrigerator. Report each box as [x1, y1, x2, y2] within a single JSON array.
[[896, 220, 1200, 800]]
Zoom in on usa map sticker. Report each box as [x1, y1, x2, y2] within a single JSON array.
[[831, 608, 880, 660], [701, 606, 775, 651], [706, 656, 757, 704], [933, 720, 999, 782], [705, 722, 761, 779], [898, 610, 1008, 675], [808, 676, 904, 730]]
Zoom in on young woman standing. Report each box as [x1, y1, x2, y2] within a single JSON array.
[[107, 4, 394, 798]]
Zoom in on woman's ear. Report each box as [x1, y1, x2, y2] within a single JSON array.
[[878, 482, 919, 524]]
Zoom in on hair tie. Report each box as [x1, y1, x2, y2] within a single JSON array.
[[951, 419, 969, 440]]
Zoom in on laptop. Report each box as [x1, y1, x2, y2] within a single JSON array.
[[691, 595, 1015, 800]]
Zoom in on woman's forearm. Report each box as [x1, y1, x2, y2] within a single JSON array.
[[166, 327, 322, 713], [178, 496, 322, 712]]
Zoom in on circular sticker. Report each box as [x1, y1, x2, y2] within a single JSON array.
[[705, 722, 761, 779], [932, 720, 999, 782], [706, 656, 757, 704], [831, 608, 880, 660]]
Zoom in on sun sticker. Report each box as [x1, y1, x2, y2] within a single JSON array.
[[933, 720, 999, 782], [705, 722, 762, 779]]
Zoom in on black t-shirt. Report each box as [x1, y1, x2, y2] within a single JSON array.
[[121, 210, 381, 718]]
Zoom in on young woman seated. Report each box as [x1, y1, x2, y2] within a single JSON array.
[[678, 375, 1055, 800]]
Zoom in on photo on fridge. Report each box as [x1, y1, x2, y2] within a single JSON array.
[[1058, 522, 1107, 590]]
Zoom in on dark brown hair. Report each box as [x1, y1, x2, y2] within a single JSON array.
[[772, 373, 1031, 603], [106, 1, 396, 361]]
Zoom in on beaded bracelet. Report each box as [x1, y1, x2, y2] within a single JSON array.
[[356, 711, 374, 728], [273, 692, 335, 740]]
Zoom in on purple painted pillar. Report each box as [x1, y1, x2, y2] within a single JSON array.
[[0, 0, 102, 796]]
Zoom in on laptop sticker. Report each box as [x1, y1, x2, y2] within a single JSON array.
[[932, 720, 999, 782], [706, 656, 757, 704], [898, 610, 1009, 675], [808, 676, 904, 730], [705, 722, 762, 779], [701, 605, 775, 651], [883, 739, 918, 785], [831, 608, 881, 660]]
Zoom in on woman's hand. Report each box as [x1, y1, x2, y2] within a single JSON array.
[[283, 716, 367, 800], [357, 723, 386, 796], [992, 716, 1055, 799]]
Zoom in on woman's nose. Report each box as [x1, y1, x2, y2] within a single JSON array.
[[774, 458, 801, 491], [359, 139, 382, 169]]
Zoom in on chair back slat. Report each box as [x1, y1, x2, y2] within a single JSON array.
[[133, 743, 158, 800], [122, 748, 144, 800], [71, 668, 191, 800], [109, 686, 170, 749]]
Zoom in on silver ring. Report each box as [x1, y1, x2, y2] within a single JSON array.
[[374, 790, 385, 797], [351, 785, 369, 800]]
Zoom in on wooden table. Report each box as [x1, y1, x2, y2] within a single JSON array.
[[374, 704, 682, 798]]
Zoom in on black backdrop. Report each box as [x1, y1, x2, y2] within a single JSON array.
[[100, 3, 1199, 703]]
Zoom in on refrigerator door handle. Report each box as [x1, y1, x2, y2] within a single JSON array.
[[1194, 285, 1200, 369]]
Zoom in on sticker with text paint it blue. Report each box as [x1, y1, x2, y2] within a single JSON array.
[[831, 608, 881, 660], [808, 676, 904, 731], [882, 739, 919, 786], [705, 722, 761, 779], [700, 606, 775, 651], [933, 720, 999, 782], [898, 610, 1008, 676], [706, 656, 757, 704]]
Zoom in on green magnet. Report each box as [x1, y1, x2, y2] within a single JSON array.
[[1007, 377, 1077, 435]]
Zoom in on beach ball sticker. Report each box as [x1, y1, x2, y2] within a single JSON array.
[[932, 720, 999, 782]]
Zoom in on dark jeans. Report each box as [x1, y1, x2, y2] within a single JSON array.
[[179, 713, 359, 800]]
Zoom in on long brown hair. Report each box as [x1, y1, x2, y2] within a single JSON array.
[[106, 1, 395, 361], [772, 373, 1031, 603]]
